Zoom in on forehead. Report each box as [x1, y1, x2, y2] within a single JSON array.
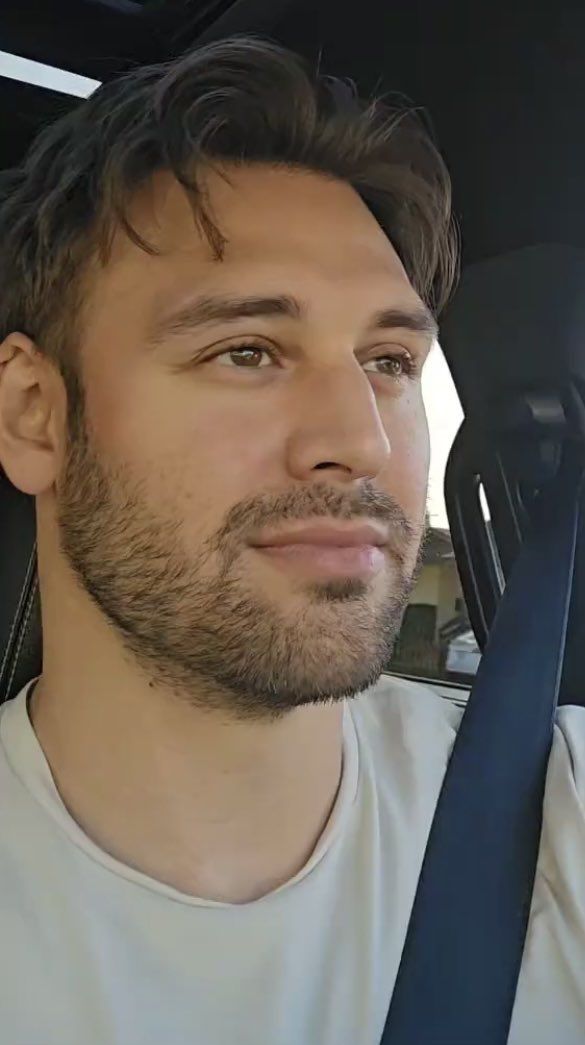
[[85, 165, 423, 330]]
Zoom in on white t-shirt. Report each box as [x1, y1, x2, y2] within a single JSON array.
[[1, 674, 585, 1045]]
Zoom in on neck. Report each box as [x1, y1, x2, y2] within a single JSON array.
[[28, 671, 344, 904]]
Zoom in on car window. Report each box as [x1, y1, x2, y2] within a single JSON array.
[[385, 343, 481, 687]]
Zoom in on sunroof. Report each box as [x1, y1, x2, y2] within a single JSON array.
[[0, 49, 100, 98]]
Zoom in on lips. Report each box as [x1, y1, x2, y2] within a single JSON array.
[[253, 542, 386, 579], [249, 522, 389, 580], [250, 522, 388, 549]]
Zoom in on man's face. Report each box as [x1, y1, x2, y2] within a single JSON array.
[[53, 164, 433, 719]]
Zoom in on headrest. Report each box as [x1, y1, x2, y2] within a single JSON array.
[[441, 244, 585, 419]]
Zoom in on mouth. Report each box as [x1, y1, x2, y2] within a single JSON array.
[[252, 542, 386, 579]]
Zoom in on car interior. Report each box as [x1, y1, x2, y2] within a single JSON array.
[[1, 2, 585, 1042]]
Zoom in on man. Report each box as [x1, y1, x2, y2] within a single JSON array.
[[0, 35, 583, 1045]]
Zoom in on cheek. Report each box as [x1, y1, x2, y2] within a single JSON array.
[[157, 401, 284, 555], [172, 395, 273, 490], [86, 368, 272, 539], [385, 394, 430, 517]]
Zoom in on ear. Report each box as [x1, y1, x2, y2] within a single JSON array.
[[0, 333, 63, 495]]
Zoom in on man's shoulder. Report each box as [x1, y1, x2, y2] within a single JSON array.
[[350, 673, 464, 773], [550, 704, 585, 809], [355, 672, 464, 732], [353, 674, 585, 813]]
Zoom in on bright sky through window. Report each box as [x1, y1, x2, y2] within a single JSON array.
[[423, 344, 464, 528]]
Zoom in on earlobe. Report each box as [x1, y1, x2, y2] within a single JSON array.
[[0, 332, 60, 496]]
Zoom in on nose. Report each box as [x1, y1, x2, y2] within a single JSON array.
[[284, 362, 392, 483]]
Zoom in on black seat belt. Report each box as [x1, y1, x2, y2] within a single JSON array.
[[379, 434, 585, 1045]]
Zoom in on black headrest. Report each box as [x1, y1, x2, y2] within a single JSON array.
[[0, 468, 41, 704], [440, 244, 585, 419]]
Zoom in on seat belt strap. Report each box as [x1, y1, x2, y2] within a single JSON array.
[[379, 448, 584, 1045]]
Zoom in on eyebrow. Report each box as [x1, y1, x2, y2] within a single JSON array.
[[147, 293, 438, 347]]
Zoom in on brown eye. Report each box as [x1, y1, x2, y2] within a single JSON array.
[[212, 344, 272, 368], [385, 357, 406, 377], [364, 353, 417, 379]]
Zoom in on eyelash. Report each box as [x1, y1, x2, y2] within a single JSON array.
[[206, 342, 419, 380]]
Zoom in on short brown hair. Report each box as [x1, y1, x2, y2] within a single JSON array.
[[0, 35, 457, 398]]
